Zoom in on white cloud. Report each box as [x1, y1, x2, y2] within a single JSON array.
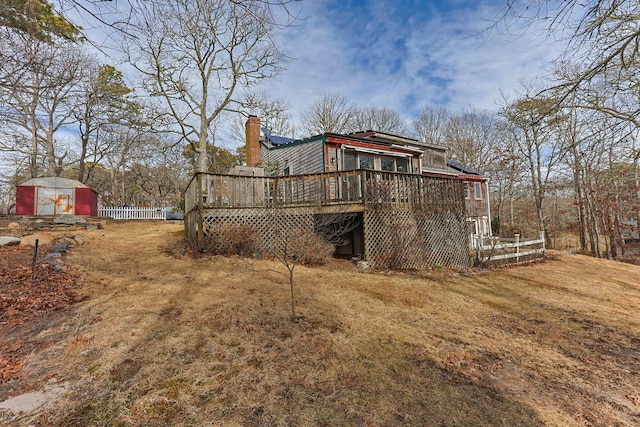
[[260, 0, 563, 131]]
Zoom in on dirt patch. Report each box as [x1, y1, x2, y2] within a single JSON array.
[[1, 220, 640, 426]]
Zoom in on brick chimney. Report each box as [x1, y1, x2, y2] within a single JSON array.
[[245, 116, 261, 167]]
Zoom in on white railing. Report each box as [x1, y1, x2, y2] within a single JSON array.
[[473, 232, 546, 264], [98, 207, 166, 220]]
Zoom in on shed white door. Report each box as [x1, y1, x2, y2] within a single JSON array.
[[36, 187, 73, 215]]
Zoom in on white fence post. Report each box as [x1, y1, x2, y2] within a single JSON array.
[[475, 233, 545, 265]]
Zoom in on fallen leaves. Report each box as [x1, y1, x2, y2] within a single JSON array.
[[0, 244, 86, 384]]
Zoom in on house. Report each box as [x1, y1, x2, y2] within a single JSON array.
[[445, 159, 492, 237], [183, 117, 486, 269], [16, 177, 98, 216], [249, 117, 492, 239], [248, 117, 427, 176]]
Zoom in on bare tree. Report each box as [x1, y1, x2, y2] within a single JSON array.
[[244, 91, 296, 137], [125, 0, 285, 172], [0, 33, 90, 177], [443, 106, 499, 174], [300, 92, 357, 136], [352, 106, 408, 135], [227, 91, 295, 153], [496, 1, 640, 108], [46, 0, 300, 43], [269, 209, 359, 321], [411, 105, 450, 146]]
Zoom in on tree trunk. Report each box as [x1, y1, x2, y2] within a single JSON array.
[[289, 268, 296, 321]]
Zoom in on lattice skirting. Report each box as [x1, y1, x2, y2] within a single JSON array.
[[187, 206, 471, 269], [187, 207, 315, 253], [363, 210, 471, 269]]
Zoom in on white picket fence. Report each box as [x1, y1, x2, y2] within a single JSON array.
[[473, 232, 546, 265], [98, 207, 167, 220]]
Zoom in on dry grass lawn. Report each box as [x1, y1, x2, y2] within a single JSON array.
[[2, 220, 640, 426]]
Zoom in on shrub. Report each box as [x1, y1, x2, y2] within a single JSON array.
[[204, 224, 260, 257], [283, 232, 335, 266]]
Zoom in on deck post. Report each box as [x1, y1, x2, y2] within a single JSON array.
[[515, 233, 520, 263], [197, 173, 204, 250], [361, 171, 367, 207]]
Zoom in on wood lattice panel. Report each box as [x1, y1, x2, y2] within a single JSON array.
[[364, 210, 471, 269], [198, 207, 315, 253]]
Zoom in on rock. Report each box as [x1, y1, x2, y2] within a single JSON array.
[[0, 236, 20, 247], [53, 214, 87, 225], [60, 237, 77, 246], [7, 222, 20, 229], [71, 234, 85, 245], [20, 233, 54, 246], [45, 252, 62, 260], [357, 261, 369, 271], [50, 242, 70, 253], [0, 381, 69, 416], [85, 222, 105, 230]]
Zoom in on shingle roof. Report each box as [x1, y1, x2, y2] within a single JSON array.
[[446, 158, 483, 176]]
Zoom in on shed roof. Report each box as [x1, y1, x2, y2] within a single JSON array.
[[19, 177, 93, 189]]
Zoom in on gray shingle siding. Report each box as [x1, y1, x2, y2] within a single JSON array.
[[262, 139, 325, 175]]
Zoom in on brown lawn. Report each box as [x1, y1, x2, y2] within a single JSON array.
[[1, 220, 640, 426]]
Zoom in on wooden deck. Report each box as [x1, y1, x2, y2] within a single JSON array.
[[185, 170, 464, 213], [184, 170, 472, 269]]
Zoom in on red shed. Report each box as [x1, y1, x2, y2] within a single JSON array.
[[16, 177, 98, 216]]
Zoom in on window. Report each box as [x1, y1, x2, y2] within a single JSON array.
[[283, 166, 291, 176], [359, 154, 374, 170], [342, 150, 411, 172], [396, 158, 409, 173], [381, 157, 395, 171], [474, 182, 482, 199], [344, 151, 357, 170]]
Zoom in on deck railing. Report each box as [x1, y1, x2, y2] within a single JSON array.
[[185, 170, 464, 213]]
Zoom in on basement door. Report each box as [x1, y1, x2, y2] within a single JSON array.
[[36, 187, 74, 215]]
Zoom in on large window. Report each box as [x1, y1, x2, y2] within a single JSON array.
[[344, 151, 357, 170], [359, 154, 375, 170], [396, 158, 409, 173], [343, 150, 411, 173], [381, 157, 395, 171]]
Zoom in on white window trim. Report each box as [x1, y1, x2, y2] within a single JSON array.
[[474, 182, 482, 200]]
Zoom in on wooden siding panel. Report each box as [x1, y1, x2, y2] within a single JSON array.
[[326, 145, 339, 172], [421, 148, 447, 169], [266, 140, 325, 175]]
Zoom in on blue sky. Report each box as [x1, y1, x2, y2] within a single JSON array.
[[54, 0, 562, 142], [262, 0, 561, 125]]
